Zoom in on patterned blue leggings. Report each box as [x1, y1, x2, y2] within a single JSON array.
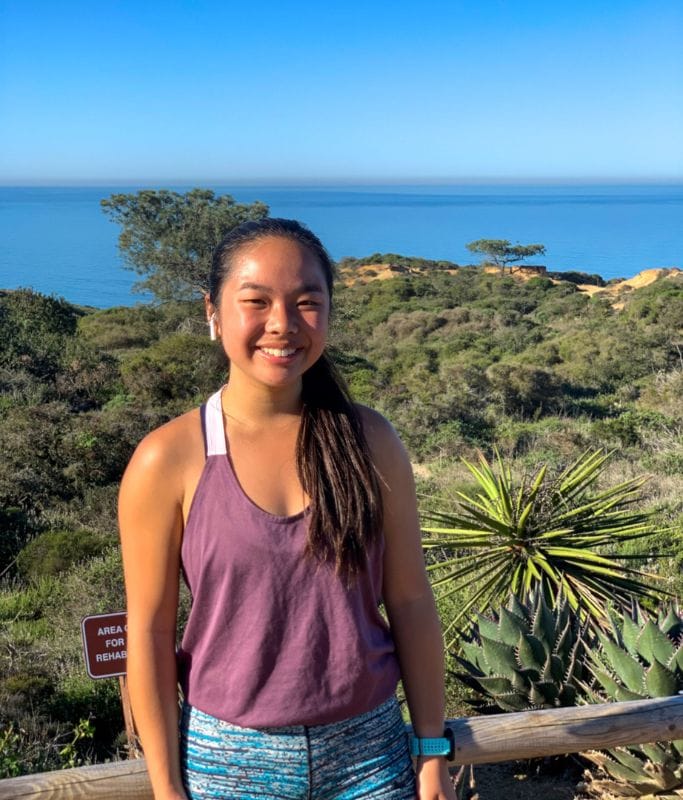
[[179, 695, 416, 800]]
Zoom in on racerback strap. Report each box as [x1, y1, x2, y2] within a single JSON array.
[[204, 388, 227, 457]]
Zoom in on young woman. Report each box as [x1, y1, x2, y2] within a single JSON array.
[[119, 219, 456, 800]]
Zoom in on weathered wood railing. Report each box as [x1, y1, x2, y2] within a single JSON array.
[[2, 696, 682, 800]]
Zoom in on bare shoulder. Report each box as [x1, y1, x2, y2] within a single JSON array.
[[122, 407, 204, 493], [355, 404, 412, 484]]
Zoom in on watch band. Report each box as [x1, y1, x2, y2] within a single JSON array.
[[409, 727, 455, 760]]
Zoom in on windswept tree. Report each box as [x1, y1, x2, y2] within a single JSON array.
[[466, 238, 546, 274], [101, 189, 269, 302]]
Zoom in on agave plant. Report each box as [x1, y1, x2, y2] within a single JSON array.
[[422, 448, 664, 646], [454, 589, 591, 713], [578, 603, 683, 800]]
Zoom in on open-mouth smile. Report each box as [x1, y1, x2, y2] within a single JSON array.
[[256, 346, 303, 362]]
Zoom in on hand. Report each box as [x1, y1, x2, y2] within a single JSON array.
[[415, 756, 458, 800]]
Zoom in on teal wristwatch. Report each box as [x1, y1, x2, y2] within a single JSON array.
[[409, 727, 455, 759]]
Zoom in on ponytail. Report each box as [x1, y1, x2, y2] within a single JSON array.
[[298, 353, 383, 582]]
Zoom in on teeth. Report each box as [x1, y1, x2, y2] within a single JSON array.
[[261, 347, 297, 357]]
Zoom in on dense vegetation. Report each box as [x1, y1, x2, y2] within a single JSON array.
[[0, 254, 681, 776]]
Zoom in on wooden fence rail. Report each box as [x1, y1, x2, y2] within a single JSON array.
[[2, 696, 682, 800]]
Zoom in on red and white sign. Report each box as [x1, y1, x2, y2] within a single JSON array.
[[81, 611, 128, 679]]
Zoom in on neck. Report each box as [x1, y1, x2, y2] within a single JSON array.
[[221, 375, 303, 427]]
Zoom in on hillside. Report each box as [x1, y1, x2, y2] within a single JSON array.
[[338, 256, 682, 304], [0, 260, 681, 774]]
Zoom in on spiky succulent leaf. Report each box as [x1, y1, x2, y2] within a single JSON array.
[[661, 608, 683, 640], [643, 761, 682, 792], [481, 635, 518, 674], [639, 743, 671, 766], [494, 691, 532, 712], [615, 685, 648, 702], [565, 650, 581, 685], [454, 675, 486, 697], [598, 634, 647, 693], [517, 632, 546, 671], [612, 748, 654, 773], [581, 773, 644, 797], [510, 669, 531, 693], [532, 592, 556, 646], [622, 612, 643, 656], [554, 618, 577, 662], [578, 681, 607, 704], [556, 597, 570, 637], [638, 620, 676, 665], [530, 680, 560, 706], [644, 659, 679, 697], [598, 756, 658, 785], [460, 641, 485, 671], [593, 667, 626, 701], [669, 642, 683, 673], [601, 780, 645, 796], [517, 666, 541, 684], [607, 607, 627, 648], [498, 607, 527, 647], [507, 593, 531, 623], [475, 676, 516, 695], [546, 653, 565, 683], [587, 603, 683, 721], [475, 613, 499, 641], [559, 683, 577, 704]]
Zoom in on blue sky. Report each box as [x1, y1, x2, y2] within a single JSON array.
[[1, 0, 681, 183]]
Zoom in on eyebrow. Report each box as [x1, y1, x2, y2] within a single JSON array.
[[237, 281, 326, 293]]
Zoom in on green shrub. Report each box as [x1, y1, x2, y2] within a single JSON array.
[[591, 409, 674, 449], [16, 530, 113, 581], [78, 304, 164, 350], [0, 577, 60, 621], [0, 290, 80, 381], [485, 362, 563, 418], [120, 333, 227, 403], [61, 405, 170, 494], [1, 674, 53, 704], [0, 402, 74, 514], [55, 339, 119, 411]]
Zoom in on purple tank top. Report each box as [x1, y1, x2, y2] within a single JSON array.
[[176, 388, 400, 727]]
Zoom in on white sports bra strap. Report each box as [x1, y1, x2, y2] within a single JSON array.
[[205, 388, 227, 456]]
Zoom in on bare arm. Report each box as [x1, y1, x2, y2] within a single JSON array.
[[119, 425, 189, 800], [362, 408, 456, 800]]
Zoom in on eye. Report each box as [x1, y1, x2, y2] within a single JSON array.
[[298, 297, 321, 307], [241, 297, 267, 306]]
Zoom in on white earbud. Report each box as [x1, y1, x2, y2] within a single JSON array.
[[208, 314, 217, 341]]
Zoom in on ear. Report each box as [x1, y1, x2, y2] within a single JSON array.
[[204, 294, 219, 340], [204, 293, 215, 322]]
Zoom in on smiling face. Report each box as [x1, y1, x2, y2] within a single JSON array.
[[208, 235, 330, 394]]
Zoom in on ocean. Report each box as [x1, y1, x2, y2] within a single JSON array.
[[1, 183, 681, 308]]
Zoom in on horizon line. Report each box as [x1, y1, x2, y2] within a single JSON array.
[[1, 175, 683, 188]]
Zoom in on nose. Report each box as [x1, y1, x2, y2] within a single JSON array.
[[265, 301, 298, 334]]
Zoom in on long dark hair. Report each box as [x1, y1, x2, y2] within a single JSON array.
[[210, 218, 383, 581]]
